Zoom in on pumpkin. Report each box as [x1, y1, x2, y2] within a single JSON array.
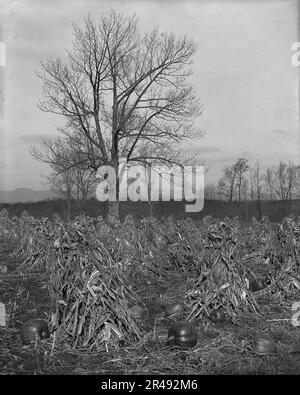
[[253, 334, 277, 354], [210, 308, 226, 323], [289, 339, 300, 354], [249, 278, 267, 292], [167, 321, 197, 348], [164, 302, 184, 318], [20, 319, 50, 344], [130, 305, 143, 319]]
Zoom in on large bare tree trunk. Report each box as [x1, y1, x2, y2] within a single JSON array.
[[106, 158, 120, 224]]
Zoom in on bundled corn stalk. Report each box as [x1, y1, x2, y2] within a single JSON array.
[[49, 221, 141, 351], [0, 209, 13, 245], [135, 217, 171, 277], [239, 219, 274, 281], [234, 217, 300, 300], [15, 217, 57, 272], [185, 219, 260, 322], [161, 219, 203, 272], [238, 217, 272, 255], [137, 217, 204, 274], [0, 209, 24, 249], [266, 217, 300, 297]]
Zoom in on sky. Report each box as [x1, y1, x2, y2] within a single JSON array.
[[0, 0, 299, 190]]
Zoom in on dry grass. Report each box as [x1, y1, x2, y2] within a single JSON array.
[[1, 214, 300, 374]]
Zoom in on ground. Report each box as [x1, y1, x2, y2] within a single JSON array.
[[1, 241, 300, 375]]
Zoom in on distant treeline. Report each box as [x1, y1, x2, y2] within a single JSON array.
[[1, 198, 300, 223]]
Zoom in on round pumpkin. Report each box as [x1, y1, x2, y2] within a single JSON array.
[[20, 319, 50, 344], [253, 334, 277, 354], [289, 339, 300, 354], [249, 278, 266, 292], [164, 302, 184, 318], [130, 305, 143, 319], [210, 309, 226, 323], [167, 321, 197, 348]]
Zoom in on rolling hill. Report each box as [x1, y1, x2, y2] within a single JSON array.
[[0, 188, 60, 203]]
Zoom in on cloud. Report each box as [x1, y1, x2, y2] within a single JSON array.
[[184, 144, 221, 154], [270, 129, 290, 136], [18, 133, 58, 144], [208, 154, 239, 165], [2, 0, 298, 190]]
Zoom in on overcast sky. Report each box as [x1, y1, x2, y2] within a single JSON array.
[[0, 0, 299, 190]]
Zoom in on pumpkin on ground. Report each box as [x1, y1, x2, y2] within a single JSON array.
[[253, 334, 277, 354], [249, 275, 270, 292], [164, 302, 184, 318], [167, 321, 197, 348], [20, 319, 50, 344], [210, 308, 226, 323], [130, 305, 144, 319]]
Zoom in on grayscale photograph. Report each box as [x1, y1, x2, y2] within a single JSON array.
[[0, 0, 300, 378]]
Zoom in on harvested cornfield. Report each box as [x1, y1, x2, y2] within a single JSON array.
[[1, 214, 300, 374]]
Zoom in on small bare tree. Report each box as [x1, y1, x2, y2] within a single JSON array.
[[264, 167, 275, 200], [252, 160, 263, 218], [252, 161, 263, 199], [46, 170, 74, 200], [234, 158, 249, 202], [276, 161, 299, 200], [218, 165, 238, 202], [34, 136, 97, 201], [33, 11, 203, 219], [264, 161, 300, 200], [249, 169, 254, 201], [218, 158, 249, 202], [204, 183, 217, 200]]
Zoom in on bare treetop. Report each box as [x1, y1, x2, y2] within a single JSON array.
[[36, 10, 202, 172], [33, 10, 203, 218]]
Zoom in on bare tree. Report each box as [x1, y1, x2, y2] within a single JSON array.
[[46, 170, 74, 200], [218, 165, 238, 202], [48, 167, 97, 201], [276, 161, 299, 200], [252, 160, 263, 218], [204, 183, 216, 200], [234, 158, 249, 202], [35, 136, 97, 201], [241, 178, 249, 201], [75, 168, 97, 200], [217, 158, 249, 202], [264, 161, 300, 200], [249, 169, 254, 201], [252, 161, 263, 199], [33, 11, 203, 219], [264, 167, 275, 200]]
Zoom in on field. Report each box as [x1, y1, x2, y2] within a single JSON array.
[[1, 210, 300, 375]]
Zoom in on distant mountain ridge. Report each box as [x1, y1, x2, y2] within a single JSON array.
[[0, 188, 61, 203]]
